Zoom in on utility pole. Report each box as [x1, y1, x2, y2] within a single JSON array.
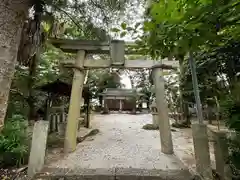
[[189, 51, 204, 124]]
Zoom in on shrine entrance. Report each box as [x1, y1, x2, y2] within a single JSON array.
[[49, 38, 179, 155], [101, 88, 143, 113]]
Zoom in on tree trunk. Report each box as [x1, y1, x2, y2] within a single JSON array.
[[129, 75, 134, 89], [0, 1, 31, 129], [99, 95, 103, 107], [183, 103, 191, 125], [28, 52, 39, 121], [146, 101, 150, 109]]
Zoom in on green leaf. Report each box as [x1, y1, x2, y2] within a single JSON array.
[[111, 28, 120, 32], [121, 22, 127, 30], [120, 31, 127, 38]]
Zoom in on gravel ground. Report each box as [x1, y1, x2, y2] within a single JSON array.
[[49, 114, 187, 171]]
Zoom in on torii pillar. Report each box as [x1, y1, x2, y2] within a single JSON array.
[[151, 64, 174, 154], [64, 50, 85, 153]]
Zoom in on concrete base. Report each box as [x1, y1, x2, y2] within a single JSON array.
[[192, 123, 212, 180], [36, 168, 192, 180]]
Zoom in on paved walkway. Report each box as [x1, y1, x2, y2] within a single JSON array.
[[43, 114, 192, 179]]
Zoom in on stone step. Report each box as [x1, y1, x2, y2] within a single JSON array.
[[34, 168, 193, 180]]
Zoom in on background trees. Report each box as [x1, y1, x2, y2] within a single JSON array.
[[0, 0, 137, 127], [137, 0, 240, 175], [1, 0, 138, 168]]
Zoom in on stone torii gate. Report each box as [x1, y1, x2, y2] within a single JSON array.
[[50, 39, 179, 154]]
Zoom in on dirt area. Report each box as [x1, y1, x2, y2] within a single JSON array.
[[45, 127, 99, 166], [0, 168, 28, 180]]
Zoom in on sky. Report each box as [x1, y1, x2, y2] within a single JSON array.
[[111, 1, 145, 89], [121, 74, 132, 89]]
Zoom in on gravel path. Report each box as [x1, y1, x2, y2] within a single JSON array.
[[49, 114, 187, 171]]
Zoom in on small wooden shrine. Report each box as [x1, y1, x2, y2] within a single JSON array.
[[37, 79, 90, 99], [36, 79, 91, 128], [101, 88, 143, 112]]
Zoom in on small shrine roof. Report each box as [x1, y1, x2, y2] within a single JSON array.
[[101, 88, 143, 97], [36, 79, 90, 98]]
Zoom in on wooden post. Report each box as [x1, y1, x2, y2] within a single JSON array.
[[86, 103, 90, 128], [55, 114, 59, 132], [150, 100, 158, 126], [103, 99, 109, 114], [152, 66, 173, 154], [49, 114, 53, 133], [119, 99, 123, 112], [64, 50, 85, 153]]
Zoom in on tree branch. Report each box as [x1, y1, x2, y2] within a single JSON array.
[[51, 4, 87, 36]]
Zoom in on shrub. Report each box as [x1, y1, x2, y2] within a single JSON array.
[[220, 83, 240, 176], [0, 115, 29, 168]]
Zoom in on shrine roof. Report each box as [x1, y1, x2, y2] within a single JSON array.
[[101, 88, 143, 97], [36, 79, 90, 98]]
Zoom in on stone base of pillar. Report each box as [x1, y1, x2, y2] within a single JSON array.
[[192, 123, 212, 180]]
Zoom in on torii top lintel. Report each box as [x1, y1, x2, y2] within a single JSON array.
[[49, 38, 135, 54], [49, 38, 179, 69]]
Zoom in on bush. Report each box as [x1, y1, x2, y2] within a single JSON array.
[[0, 115, 29, 168], [220, 83, 240, 176]]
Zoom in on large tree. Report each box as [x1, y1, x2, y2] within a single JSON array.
[[0, 0, 134, 127], [0, 0, 32, 129]]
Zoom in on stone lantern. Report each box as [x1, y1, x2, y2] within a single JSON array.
[[150, 100, 158, 126]]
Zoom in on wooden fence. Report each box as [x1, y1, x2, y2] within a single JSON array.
[[48, 112, 67, 134]]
